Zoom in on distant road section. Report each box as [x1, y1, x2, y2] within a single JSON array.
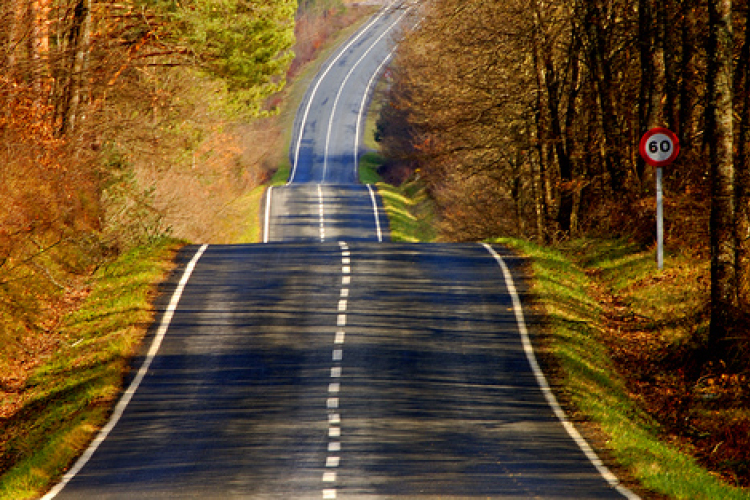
[[262, 2, 408, 243]]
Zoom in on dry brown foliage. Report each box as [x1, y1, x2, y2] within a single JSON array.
[[0, 77, 100, 405]]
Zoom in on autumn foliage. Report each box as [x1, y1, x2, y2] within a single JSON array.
[[0, 0, 297, 420]]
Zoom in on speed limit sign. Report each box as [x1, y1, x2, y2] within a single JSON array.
[[639, 127, 680, 167]]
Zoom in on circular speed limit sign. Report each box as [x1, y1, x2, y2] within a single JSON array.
[[639, 127, 680, 167]]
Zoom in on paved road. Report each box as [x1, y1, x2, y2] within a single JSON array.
[[44, 2, 639, 499], [48, 244, 631, 499], [264, 184, 388, 243], [264, 2, 407, 242]]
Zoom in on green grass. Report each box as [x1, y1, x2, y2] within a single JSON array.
[[0, 238, 184, 500], [358, 151, 384, 184], [376, 180, 437, 242], [223, 184, 268, 243], [494, 237, 749, 500]]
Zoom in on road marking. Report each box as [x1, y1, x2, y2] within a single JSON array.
[[263, 186, 273, 243], [41, 244, 209, 500], [318, 184, 326, 242], [323, 243, 354, 499], [481, 243, 640, 500], [366, 184, 384, 242], [289, 3, 399, 183], [355, 43, 399, 177]]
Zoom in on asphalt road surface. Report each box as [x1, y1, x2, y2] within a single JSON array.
[[44, 2, 639, 499]]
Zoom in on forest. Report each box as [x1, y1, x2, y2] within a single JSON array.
[[378, 0, 750, 371], [0, 0, 299, 431]]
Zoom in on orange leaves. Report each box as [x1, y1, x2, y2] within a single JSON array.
[[0, 76, 101, 349]]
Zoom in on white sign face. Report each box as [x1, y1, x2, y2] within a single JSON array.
[[644, 133, 674, 163]]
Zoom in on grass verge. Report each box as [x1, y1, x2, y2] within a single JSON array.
[[494, 237, 749, 499], [376, 178, 437, 242], [359, 152, 384, 184], [0, 238, 184, 500]]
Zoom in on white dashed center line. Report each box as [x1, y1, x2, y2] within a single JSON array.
[[318, 185, 326, 242], [322, 241, 352, 498]]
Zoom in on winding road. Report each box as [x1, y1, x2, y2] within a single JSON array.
[[44, 2, 639, 499]]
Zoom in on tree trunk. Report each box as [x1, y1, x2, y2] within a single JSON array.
[[57, 0, 92, 135], [678, 2, 697, 151], [707, 0, 736, 354], [585, 1, 626, 195], [29, 0, 51, 93], [735, 4, 750, 309], [5, 0, 26, 75]]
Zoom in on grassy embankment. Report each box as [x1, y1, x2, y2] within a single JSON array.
[[0, 239, 183, 500], [493, 238, 749, 499]]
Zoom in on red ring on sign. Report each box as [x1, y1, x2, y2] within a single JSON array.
[[639, 127, 680, 167]]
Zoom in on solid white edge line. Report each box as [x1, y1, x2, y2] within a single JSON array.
[[264, 186, 273, 244], [480, 243, 640, 500], [366, 184, 384, 242], [289, 3, 397, 184], [41, 244, 209, 500], [323, 8, 407, 182], [355, 46, 397, 177]]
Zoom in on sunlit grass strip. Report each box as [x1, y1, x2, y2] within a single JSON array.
[[0, 238, 183, 500], [495, 237, 750, 500], [224, 185, 267, 244], [376, 180, 436, 243], [359, 152, 384, 184]]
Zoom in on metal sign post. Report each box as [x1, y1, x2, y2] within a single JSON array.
[[656, 167, 664, 269], [639, 127, 680, 270]]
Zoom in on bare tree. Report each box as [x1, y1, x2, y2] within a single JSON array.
[[707, 0, 736, 352]]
